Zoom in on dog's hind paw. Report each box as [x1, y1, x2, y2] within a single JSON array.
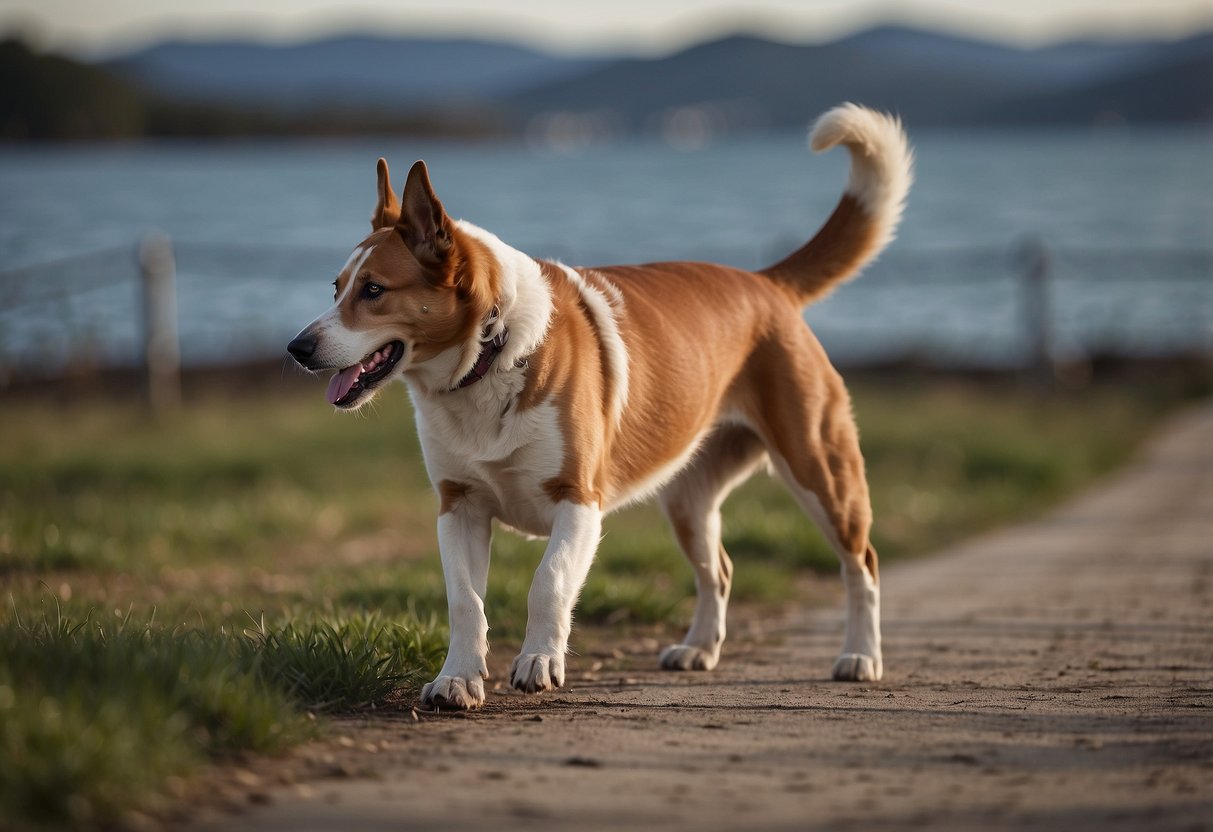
[[420, 674, 485, 710], [832, 653, 883, 682], [509, 651, 564, 694], [659, 643, 719, 671]]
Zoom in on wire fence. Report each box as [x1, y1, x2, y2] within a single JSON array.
[[1, 235, 1210, 396]]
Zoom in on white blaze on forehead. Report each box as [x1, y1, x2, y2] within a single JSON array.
[[334, 242, 377, 306]]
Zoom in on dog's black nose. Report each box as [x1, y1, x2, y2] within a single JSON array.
[[287, 334, 318, 363]]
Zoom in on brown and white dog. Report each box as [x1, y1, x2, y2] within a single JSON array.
[[288, 104, 912, 710]]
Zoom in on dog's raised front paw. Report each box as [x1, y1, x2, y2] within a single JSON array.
[[659, 643, 719, 671], [832, 653, 883, 682], [509, 651, 564, 693], [420, 674, 486, 710]]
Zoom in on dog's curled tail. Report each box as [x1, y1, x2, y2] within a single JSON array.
[[761, 104, 913, 306]]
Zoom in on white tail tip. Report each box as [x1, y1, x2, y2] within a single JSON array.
[[808, 103, 914, 240]]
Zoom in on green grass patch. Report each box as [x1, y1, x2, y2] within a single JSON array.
[[0, 393, 434, 575], [0, 599, 444, 827], [239, 609, 447, 711]]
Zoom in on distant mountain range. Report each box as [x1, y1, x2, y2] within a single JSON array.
[[502, 27, 1212, 130], [3, 26, 1210, 140], [107, 26, 1213, 131], [105, 36, 606, 111]]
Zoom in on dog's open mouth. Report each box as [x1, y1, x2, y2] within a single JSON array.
[[326, 341, 405, 408]]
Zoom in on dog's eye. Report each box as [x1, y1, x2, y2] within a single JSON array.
[[362, 282, 385, 300]]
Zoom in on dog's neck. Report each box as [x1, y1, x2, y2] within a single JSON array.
[[456, 220, 553, 370], [453, 325, 510, 390], [406, 220, 553, 399]]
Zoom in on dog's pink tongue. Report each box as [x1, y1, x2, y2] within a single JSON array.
[[326, 365, 362, 404]]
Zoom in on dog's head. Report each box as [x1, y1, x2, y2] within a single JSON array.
[[288, 159, 497, 409]]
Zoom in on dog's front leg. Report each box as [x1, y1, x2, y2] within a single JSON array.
[[420, 503, 492, 710], [510, 501, 602, 694]]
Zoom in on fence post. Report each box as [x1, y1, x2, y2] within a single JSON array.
[[138, 232, 181, 414], [1016, 236, 1055, 389]]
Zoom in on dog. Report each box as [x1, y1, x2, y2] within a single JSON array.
[[287, 104, 912, 710]]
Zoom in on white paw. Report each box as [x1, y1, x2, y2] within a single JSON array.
[[832, 653, 883, 682], [510, 652, 565, 693], [659, 644, 719, 671], [420, 674, 485, 710]]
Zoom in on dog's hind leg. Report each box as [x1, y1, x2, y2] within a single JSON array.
[[770, 438, 881, 681], [657, 425, 768, 671], [743, 337, 882, 682]]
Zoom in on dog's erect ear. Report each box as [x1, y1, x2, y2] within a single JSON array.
[[397, 160, 453, 275], [372, 158, 401, 230]]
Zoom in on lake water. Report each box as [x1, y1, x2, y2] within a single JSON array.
[[0, 126, 1210, 375]]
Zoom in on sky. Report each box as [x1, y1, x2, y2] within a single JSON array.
[[3, 0, 1212, 57]]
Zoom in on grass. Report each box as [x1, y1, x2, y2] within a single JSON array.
[[0, 600, 445, 827], [0, 394, 434, 576], [0, 369, 1205, 826]]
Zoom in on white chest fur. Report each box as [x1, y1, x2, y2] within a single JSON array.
[[409, 381, 565, 537]]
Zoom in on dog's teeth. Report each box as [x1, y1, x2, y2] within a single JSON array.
[[359, 347, 394, 375]]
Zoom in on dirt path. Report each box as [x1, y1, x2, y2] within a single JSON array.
[[197, 402, 1213, 832]]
